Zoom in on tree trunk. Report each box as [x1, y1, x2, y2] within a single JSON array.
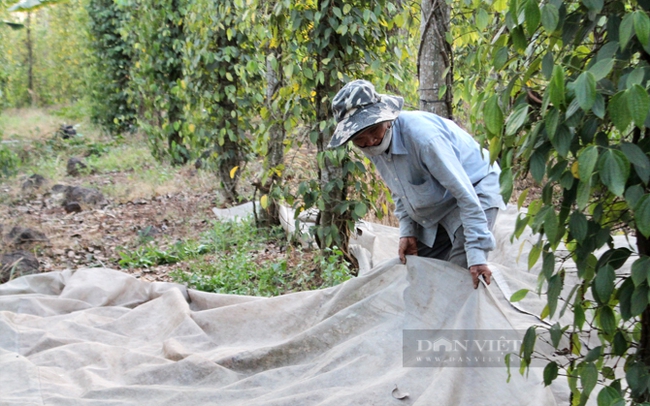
[[257, 51, 285, 228], [217, 135, 242, 204], [26, 12, 35, 106], [167, 0, 188, 165], [637, 228, 650, 402], [314, 58, 349, 253], [418, 0, 452, 118]]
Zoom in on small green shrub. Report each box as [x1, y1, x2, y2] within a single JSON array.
[[118, 217, 354, 296], [316, 247, 353, 288], [85, 141, 114, 158], [52, 101, 91, 122], [85, 143, 151, 173], [117, 239, 209, 269], [172, 254, 288, 297], [0, 144, 20, 177], [171, 217, 353, 296]]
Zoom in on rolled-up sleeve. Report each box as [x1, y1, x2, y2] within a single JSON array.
[[417, 138, 495, 267], [394, 194, 416, 237]]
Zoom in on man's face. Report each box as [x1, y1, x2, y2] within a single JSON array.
[[351, 121, 390, 148]]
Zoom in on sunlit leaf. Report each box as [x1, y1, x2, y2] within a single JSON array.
[[576, 178, 592, 210], [593, 265, 615, 304], [634, 10, 650, 47], [609, 91, 632, 132], [524, 0, 540, 37], [569, 211, 588, 243], [598, 149, 630, 197], [627, 84, 650, 129], [620, 142, 650, 183], [354, 202, 367, 218], [588, 58, 613, 81], [548, 273, 563, 317], [582, 0, 603, 13], [578, 145, 598, 181], [635, 194, 650, 237], [599, 306, 616, 336], [510, 288, 529, 302], [484, 95, 503, 135], [575, 71, 596, 111], [549, 65, 565, 107], [543, 362, 558, 386], [620, 13, 635, 50], [541, 4, 559, 32], [631, 257, 650, 286], [580, 362, 598, 396], [505, 104, 528, 136], [545, 108, 559, 139], [499, 167, 513, 203]]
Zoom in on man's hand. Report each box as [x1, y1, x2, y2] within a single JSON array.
[[470, 264, 492, 289], [399, 237, 418, 264]]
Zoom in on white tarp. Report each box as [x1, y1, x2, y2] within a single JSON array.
[[0, 206, 617, 405]]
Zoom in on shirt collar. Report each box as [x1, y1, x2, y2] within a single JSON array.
[[389, 117, 407, 155]]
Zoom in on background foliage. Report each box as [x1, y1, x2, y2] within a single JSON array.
[[450, 0, 650, 404], [6, 0, 650, 402], [117, 0, 190, 164], [182, 0, 264, 200], [87, 0, 136, 134], [1, 0, 88, 107]]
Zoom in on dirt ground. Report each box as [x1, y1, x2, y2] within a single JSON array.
[[0, 107, 530, 285], [1, 180, 218, 282]]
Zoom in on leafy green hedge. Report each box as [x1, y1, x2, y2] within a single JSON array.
[[87, 0, 137, 134]]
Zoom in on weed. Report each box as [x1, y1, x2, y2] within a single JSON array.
[[316, 247, 353, 287], [51, 101, 90, 122], [166, 216, 353, 296], [173, 255, 287, 296], [117, 239, 209, 269], [0, 107, 61, 140], [0, 144, 20, 178], [86, 143, 152, 173], [85, 141, 114, 158]]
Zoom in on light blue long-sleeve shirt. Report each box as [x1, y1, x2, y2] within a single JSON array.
[[368, 111, 506, 267]]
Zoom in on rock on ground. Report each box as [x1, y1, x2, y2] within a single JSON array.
[[4, 226, 48, 248], [21, 174, 47, 192], [66, 157, 87, 177], [64, 186, 107, 208], [0, 250, 40, 283]]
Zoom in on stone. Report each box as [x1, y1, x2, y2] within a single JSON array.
[[5, 226, 48, 248], [64, 186, 107, 207], [138, 225, 161, 240], [0, 251, 40, 283], [66, 157, 87, 177], [51, 184, 69, 193], [21, 174, 47, 192], [64, 201, 82, 213], [57, 124, 76, 139]]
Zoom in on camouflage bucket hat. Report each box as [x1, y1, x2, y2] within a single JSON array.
[[328, 80, 404, 149]]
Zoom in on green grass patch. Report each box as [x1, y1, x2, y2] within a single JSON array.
[[51, 100, 91, 122], [0, 144, 20, 178], [117, 216, 354, 297], [85, 144, 154, 173]]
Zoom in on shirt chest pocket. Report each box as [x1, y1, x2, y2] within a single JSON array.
[[406, 176, 448, 208]]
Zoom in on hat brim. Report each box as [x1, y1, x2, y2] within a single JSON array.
[[327, 95, 404, 149]]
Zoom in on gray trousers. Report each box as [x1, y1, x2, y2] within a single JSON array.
[[416, 208, 499, 268]]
